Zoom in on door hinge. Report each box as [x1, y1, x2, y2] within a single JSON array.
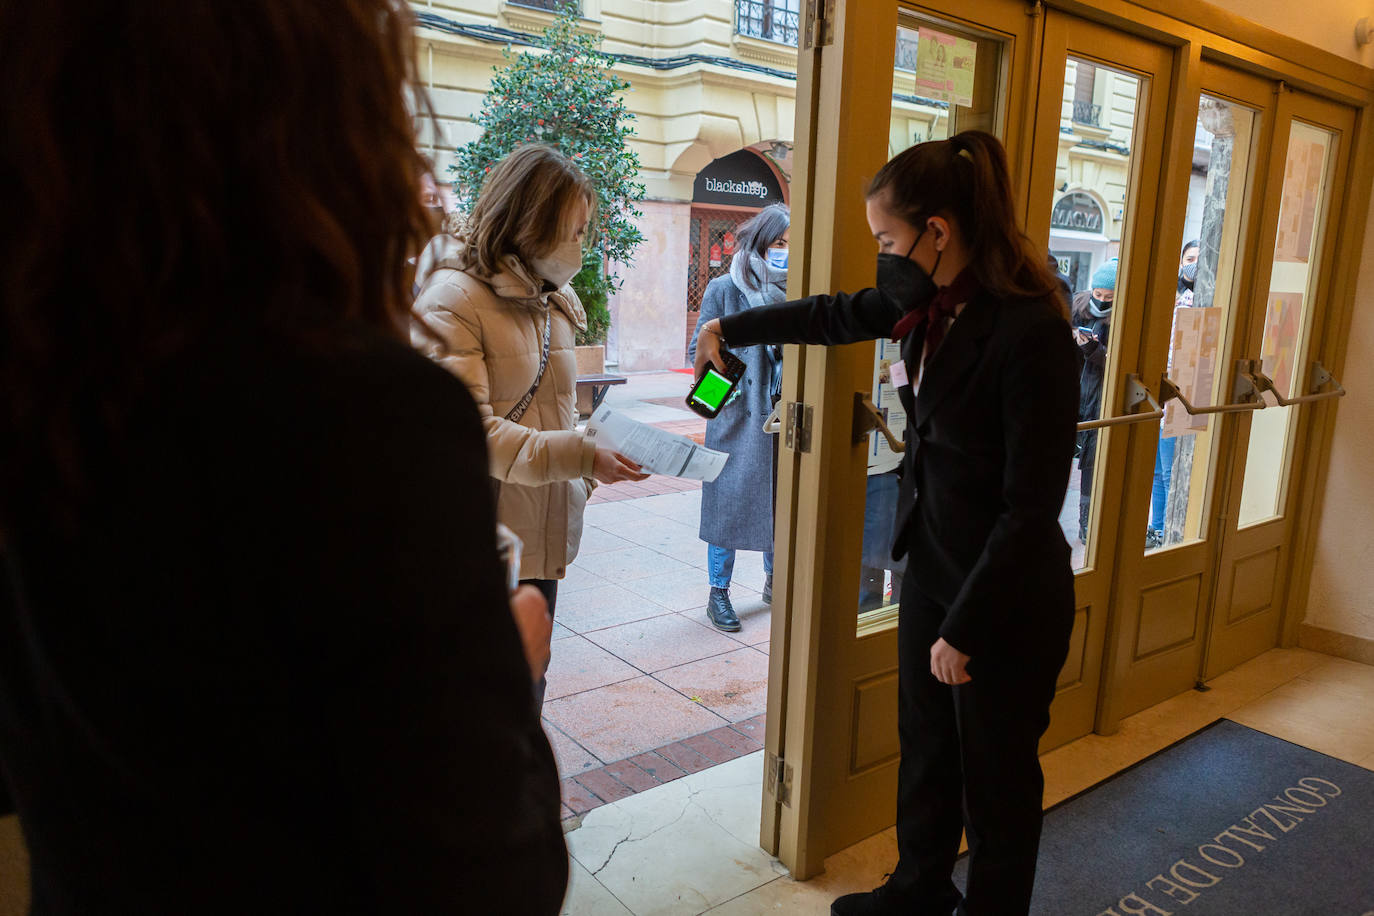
[[802, 0, 835, 50], [766, 751, 794, 807], [784, 402, 814, 453]]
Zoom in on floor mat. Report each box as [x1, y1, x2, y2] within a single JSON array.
[[953, 718, 1374, 915]]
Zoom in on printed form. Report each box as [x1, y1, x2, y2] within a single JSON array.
[[586, 408, 729, 482]]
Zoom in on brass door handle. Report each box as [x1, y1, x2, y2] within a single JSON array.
[[1076, 374, 1164, 431], [853, 393, 905, 453], [1241, 360, 1346, 406]]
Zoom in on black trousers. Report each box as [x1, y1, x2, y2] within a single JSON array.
[[888, 577, 1069, 916], [521, 578, 559, 709]]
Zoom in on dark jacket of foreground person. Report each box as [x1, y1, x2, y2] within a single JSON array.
[[0, 319, 568, 914]]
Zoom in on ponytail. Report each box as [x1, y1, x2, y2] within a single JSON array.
[[867, 130, 1064, 315]]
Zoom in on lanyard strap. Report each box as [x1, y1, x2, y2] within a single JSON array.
[[505, 308, 552, 424]]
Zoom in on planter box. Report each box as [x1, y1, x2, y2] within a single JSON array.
[[575, 344, 605, 375], [574, 344, 606, 417]]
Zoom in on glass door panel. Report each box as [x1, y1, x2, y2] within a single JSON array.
[[1236, 121, 1338, 526], [1145, 95, 1260, 552], [1046, 56, 1146, 570], [858, 11, 1004, 626]]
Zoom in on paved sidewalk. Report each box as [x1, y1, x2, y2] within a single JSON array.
[[543, 372, 771, 819]]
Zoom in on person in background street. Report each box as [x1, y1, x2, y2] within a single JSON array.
[[0, 2, 567, 912], [1147, 239, 1199, 549], [1047, 251, 1072, 307], [695, 131, 1079, 916], [1072, 258, 1117, 544], [412, 143, 648, 701], [687, 204, 790, 632], [411, 155, 449, 300]]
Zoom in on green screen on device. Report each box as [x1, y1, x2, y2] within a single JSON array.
[[690, 368, 734, 411]]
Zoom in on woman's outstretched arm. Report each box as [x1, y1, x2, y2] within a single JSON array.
[[696, 287, 901, 375]]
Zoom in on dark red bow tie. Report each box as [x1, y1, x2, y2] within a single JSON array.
[[890, 267, 980, 363]]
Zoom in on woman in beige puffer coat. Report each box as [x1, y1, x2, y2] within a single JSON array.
[[412, 145, 647, 703]]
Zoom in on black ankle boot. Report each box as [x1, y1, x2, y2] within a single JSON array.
[[706, 587, 741, 632], [831, 880, 919, 916], [762, 574, 773, 604]]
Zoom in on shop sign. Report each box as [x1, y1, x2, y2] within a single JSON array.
[[1051, 192, 1106, 233], [693, 149, 786, 207], [709, 244, 722, 267], [723, 231, 736, 256]]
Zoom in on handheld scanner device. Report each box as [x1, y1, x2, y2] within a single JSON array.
[[686, 348, 747, 419]]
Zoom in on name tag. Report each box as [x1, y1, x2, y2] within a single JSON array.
[[889, 358, 910, 389]]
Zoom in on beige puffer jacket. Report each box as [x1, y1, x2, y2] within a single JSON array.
[[412, 233, 596, 581]]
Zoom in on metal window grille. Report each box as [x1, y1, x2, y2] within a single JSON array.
[[1072, 101, 1104, 127], [735, 0, 800, 46], [894, 29, 920, 72], [508, 0, 579, 12], [684, 210, 753, 363]]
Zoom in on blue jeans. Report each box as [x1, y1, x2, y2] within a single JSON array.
[[1151, 435, 1178, 532], [707, 544, 773, 589]]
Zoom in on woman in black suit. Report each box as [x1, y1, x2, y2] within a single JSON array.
[[695, 131, 1080, 916]]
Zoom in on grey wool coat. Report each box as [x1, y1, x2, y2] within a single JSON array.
[[688, 275, 778, 552]]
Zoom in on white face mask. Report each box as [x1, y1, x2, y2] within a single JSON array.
[[529, 239, 582, 290]]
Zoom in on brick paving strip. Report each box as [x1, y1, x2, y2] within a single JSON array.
[[558, 713, 766, 824]]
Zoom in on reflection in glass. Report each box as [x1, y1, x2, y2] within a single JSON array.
[[1237, 122, 1336, 526], [1145, 96, 1257, 552], [1048, 58, 1141, 570]]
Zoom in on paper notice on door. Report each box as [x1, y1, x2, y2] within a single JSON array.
[[914, 28, 977, 108], [586, 408, 729, 482], [1161, 305, 1223, 439]]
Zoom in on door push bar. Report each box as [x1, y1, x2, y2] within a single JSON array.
[[765, 359, 1344, 442], [1076, 374, 1163, 431], [1159, 358, 1268, 416], [1237, 359, 1346, 407], [853, 393, 905, 452]]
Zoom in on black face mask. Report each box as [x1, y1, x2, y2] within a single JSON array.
[[1178, 261, 1197, 291], [876, 228, 941, 313]]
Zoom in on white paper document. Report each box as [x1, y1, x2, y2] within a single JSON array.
[[586, 408, 729, 482]]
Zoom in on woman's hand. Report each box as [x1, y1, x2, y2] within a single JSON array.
[[930, 637, 972, 685], [592, 448, 649, 484], [694, 319, 725, 381], [510, 585, 552, 683]]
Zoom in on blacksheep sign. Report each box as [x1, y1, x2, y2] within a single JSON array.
[[1096, 777, 1344, 915], [692, 148, 786, 208]]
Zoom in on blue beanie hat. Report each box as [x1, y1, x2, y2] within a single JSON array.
[[1091, 259, 1118, 291]]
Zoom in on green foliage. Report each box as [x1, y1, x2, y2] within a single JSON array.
[[451, 2, 644, 343], [572, 250, 611, 347]]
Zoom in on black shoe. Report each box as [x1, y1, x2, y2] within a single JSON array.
[[831, 879, 919, 916], [762, 574, 772, 604], [706, 587, 741, 632]]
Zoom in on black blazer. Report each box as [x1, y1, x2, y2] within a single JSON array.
[[0, 321, 567, 914], [720, 284, 1080, 657]]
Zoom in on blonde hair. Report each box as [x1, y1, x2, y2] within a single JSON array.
[[459, 144, 594, 276]]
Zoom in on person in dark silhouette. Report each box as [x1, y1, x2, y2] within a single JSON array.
[[0, 3, 567, 913]]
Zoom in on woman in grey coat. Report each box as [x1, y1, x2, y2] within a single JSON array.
[[687, 204, 789, 631]]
